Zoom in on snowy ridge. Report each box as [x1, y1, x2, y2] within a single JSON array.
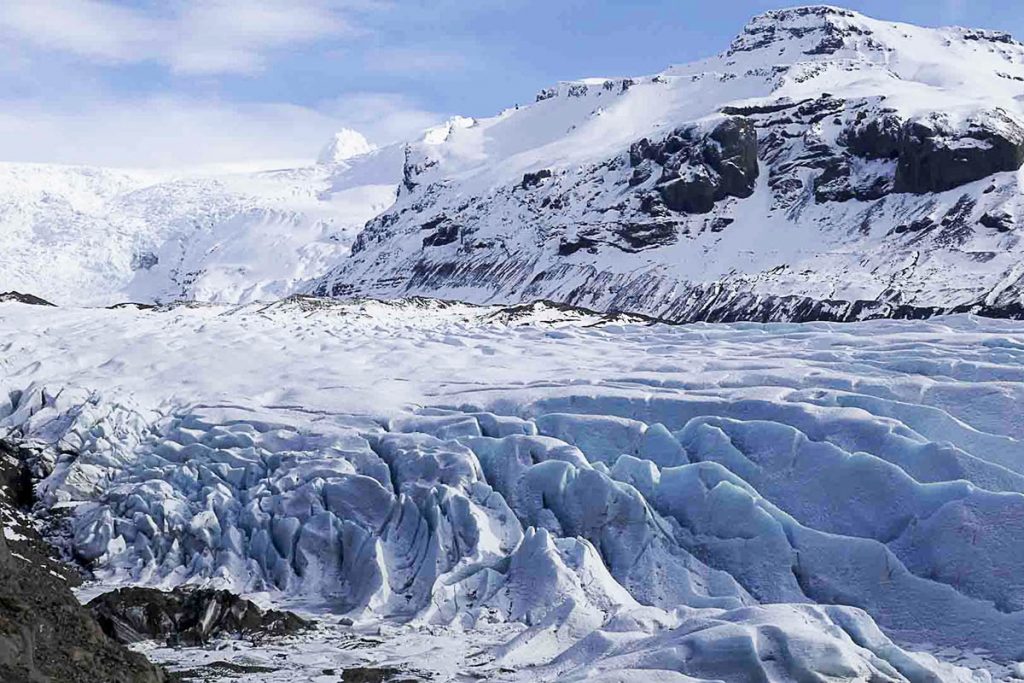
[[311, 6, 1024, 322], [3, 298, 1023, 679]]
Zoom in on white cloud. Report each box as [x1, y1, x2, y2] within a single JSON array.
[[0, 92, 441, 168], [0, 1, 457, 167], [0, 0, 364, 75]]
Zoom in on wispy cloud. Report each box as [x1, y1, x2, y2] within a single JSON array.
[[0, 91, 440, 168], [0, 0, 451, 167], [0, 0, 366, 75]]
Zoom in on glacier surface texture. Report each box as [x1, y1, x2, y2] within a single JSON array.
[[2, 298, 1022, 681]]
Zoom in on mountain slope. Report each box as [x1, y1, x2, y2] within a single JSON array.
[[0, 142, 402, 307], [311, 6, 1024, 322]]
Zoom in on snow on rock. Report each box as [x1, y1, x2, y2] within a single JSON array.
[[6, 8, 1024, 324], [2, 298, 1022, 679], [316, 129, 377, 165], [310, 6, 1024, 323]]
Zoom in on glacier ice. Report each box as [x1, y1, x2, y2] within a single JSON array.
[[2, 299, 1022, 679]]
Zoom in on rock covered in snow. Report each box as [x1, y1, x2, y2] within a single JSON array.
[[311, 6, 1024, 323], [317, 129, 377, 165]]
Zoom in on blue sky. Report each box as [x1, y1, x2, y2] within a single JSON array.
[[1, 0, 1021, 167]]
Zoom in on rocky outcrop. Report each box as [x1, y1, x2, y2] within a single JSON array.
[[0, 291, 56, 306], [630, 117, 758, 214], [88, 587, 309, 647], [894, 112, 1024, 193], [843, 111, 902, 160], [810, 108, 1024, 202], [811, 154, 892, 203], [728, 6, 866, 56], [0, 522, 171, 683]]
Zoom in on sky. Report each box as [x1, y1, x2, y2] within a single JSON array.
[[1, 0, 1022, 168]]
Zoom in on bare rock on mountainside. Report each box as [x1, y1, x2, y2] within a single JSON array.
[[630, 116, 760, 214], [0, 291, 56, 306], [312, 6, 1024, 322], [893, 111, 1024, 193], [0, 522, 172, 683]]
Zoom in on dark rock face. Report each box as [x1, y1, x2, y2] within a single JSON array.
[[521, 169, 553, 189], [613, 222, 678, 251], [420, 216, 460, 248], [980, 211, 1015, 232], [0, 441, 81, 586], [339, 667, 407, 682], [0, 522, 170, 683], [811, 155, 892, 203], [0, 291, 56, 306], [558, 234, 599, 256], [894, 113, 1024, 194], [88, 587, 309, 647], [833, 109, 1024, 199], [632, 117, 758, 214], [843, 112, 902, 160]]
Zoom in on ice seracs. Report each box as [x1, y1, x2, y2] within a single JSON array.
[[2, 297, 1023, 678]]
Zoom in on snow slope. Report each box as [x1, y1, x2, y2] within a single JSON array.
[[0, 138, 402, 306], [3, 297, 1023, 679], [312, 6, 1024, 322]]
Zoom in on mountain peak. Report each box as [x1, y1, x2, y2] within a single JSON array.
[[728, 5, 877, 57], [317, 129, 376, 165]]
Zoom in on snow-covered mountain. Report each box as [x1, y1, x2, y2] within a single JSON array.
[[317, 128, 377, 165], [310, 6, 1024, 322], [0, 142, 402, 306], [5, 7, 1024, 323]]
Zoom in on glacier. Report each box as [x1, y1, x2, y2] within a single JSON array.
[[2, 297, 1022, 680]]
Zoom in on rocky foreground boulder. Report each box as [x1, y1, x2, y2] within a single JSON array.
[[89, 587, 310, 647], [0, 523, 171, 683]]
